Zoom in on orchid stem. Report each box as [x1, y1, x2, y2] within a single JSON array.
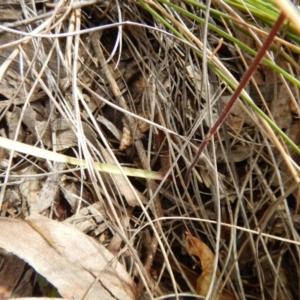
[[185, 12, 286, 184]]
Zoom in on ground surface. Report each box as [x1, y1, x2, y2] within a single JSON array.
[[0, 1, 300, 299]]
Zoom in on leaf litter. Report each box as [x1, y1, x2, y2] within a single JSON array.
[[0, 1, 299, 299]]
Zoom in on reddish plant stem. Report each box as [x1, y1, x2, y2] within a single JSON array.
[[185, 12, 286, 184], [155, 130, 171, 175]]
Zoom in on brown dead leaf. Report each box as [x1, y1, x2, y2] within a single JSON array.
[[0, 213, 137, 300], [185, 232, 220, 298], [119, 120, 133, 151], [2, 187, 21, 211], [51, 118, 98, 151], [107, 208, 133, 255], [137, 112, 150, 133], [270, 83, 292, 130], [23, 106, 52, 148], [129, 73, 146, 99], [185, 232, 236, 300], [63, 202, 107, 233], [225, 115, 244, 130], [216, 144, 251, 163], [5, 107, 25, 142], [0, 31, 66, 82], [30, 162, 65, 213], [60, 176, 81, 213], [0, 146, 9, 169], [18, 166, 41, 206], [221, 95, 254, 126], [0, 252, 32, 299], [186, 65, 214, 100]]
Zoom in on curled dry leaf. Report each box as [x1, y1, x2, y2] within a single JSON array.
[[137, 112, 150, 133], [186, 232, 226, 300], [185, 232, 236, 300], [119, 119, 133, 151], [0, 213, 137, 300]]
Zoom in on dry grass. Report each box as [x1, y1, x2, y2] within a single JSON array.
[[0, 0, 300, 299]]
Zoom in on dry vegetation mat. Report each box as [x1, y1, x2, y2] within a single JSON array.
[[0, 0, 300, 299]]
